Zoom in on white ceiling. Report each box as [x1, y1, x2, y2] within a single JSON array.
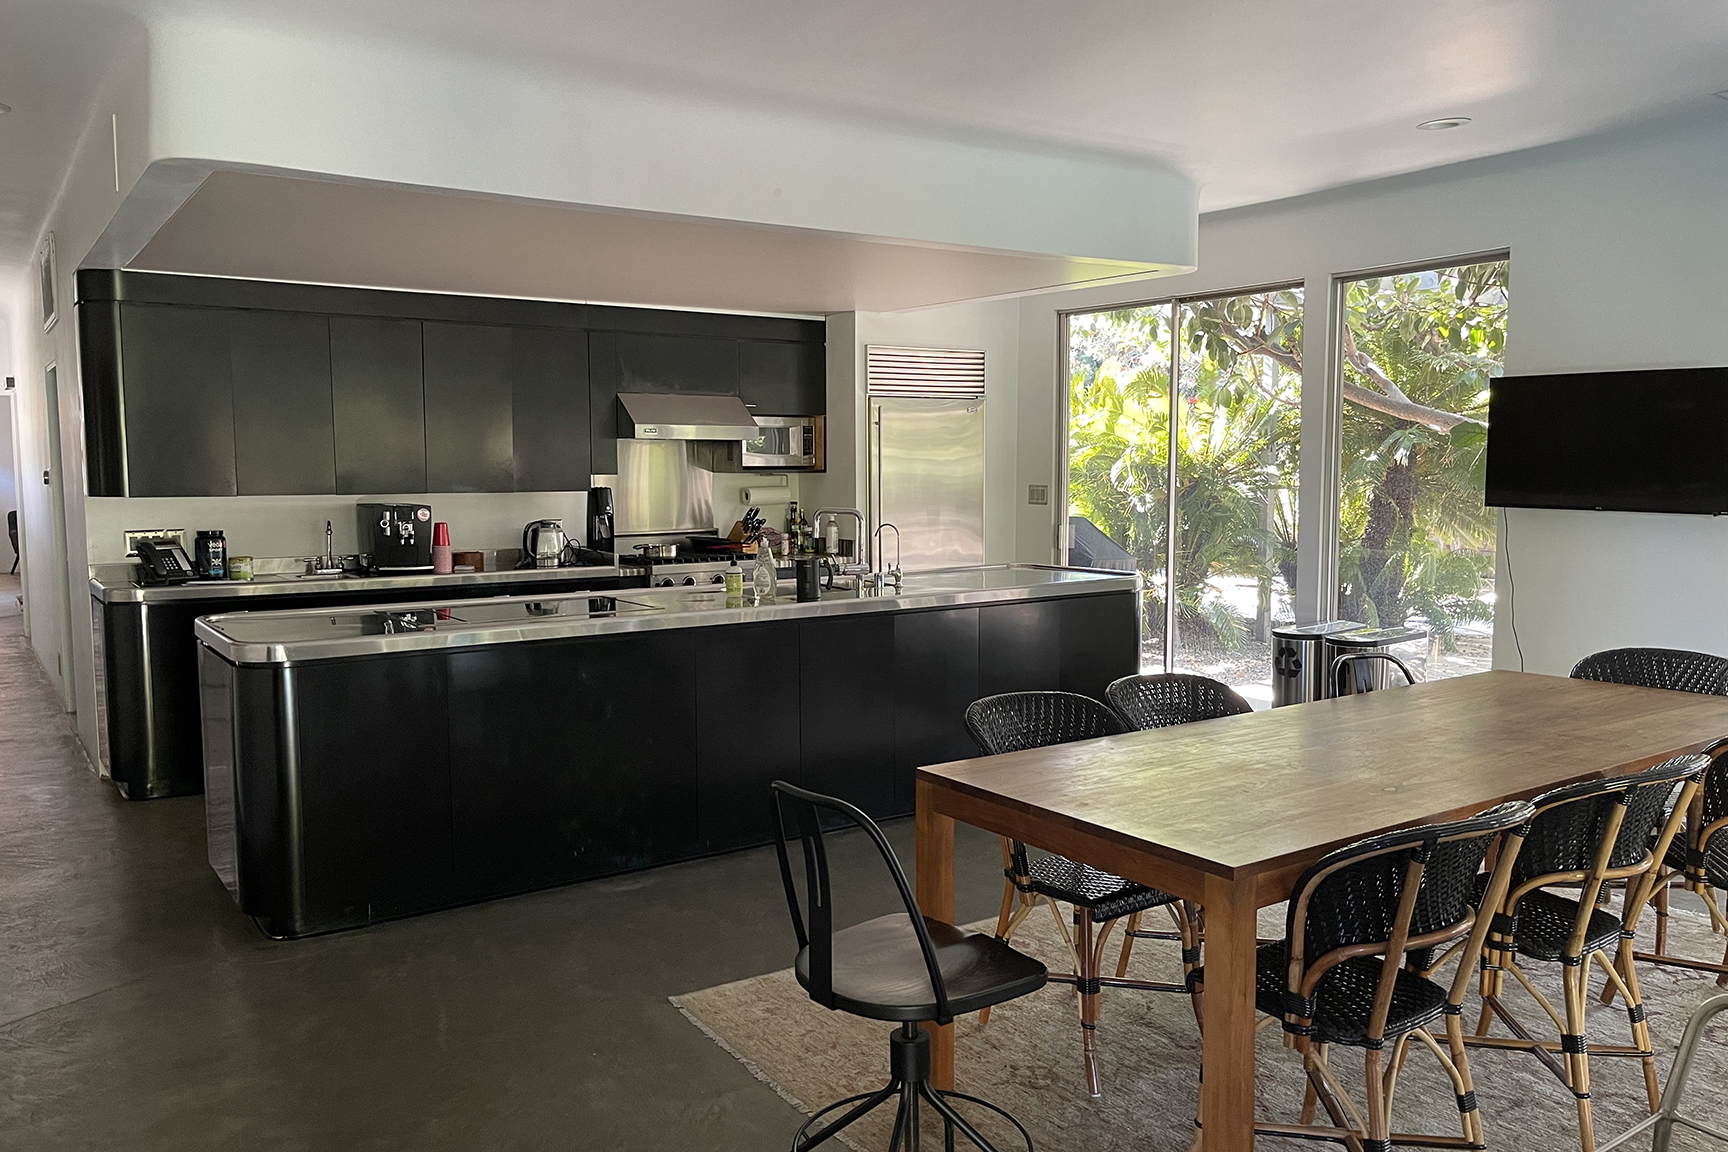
[[6, 0, 1728, 294], [128, 0, 1728, 213]]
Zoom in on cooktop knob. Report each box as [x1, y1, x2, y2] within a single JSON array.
[[709, 573, 725, 584], [656, 578, 674, 587], [681, 576, 697, 586]]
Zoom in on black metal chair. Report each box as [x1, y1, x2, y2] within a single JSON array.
[[770, 781, 1047, 1152], [1465, 756, 1706, 1152], [1104, 672, 1253, 730], [1332, 650, 1418, 696], [1570, 647, 1728, 696], [7, 509, 16, 575], [1190, 801, 1534, 1151], [963, 691, 1188, 1097]]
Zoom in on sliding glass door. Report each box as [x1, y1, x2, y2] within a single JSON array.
[[1335, 260, 1507, 678], [1067, 288, 1302, 706]]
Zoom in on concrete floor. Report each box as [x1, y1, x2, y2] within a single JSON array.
[[0, 610, 1004, 1150]]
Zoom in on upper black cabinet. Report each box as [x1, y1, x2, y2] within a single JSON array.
[[741, 340, 825, 415], [331, 317, 426, 494], [77, 271, 821, 496], [423, 322, 515, 493], [119, 304, 238, 497], [616, 332, 739, 395], [230, 311, 336, 495], [510, 327, 589, 492]]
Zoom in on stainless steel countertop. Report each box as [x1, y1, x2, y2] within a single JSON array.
[[89, 562, 625, 604], [194, 565, 1141, 666]]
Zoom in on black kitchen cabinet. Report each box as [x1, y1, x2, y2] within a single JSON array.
[[449, 630, 698, 898], [511, 327, 590, 491], [291, 654, 454, 926], [695, 624, 801, 851], [800, 616, 897, 818], [423, 322, 515, 492], [892, 607, 981, 814], [230, 310, 336, 495], [331, 316, 425, 493], [78, 271, 824, 497], [740, 340, 825, 415], [119, 303, 237, 496], [588, 330, 620, 476], [1060, 593, 1141, 701], [979, 600, 1064, 697], [617, 332, 739, 395]]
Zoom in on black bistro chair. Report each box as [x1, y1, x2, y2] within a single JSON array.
[[1570, 649, 1728, 991], [1105, 671, 1253, 730], [769, 781, 1047, 1152], [7, 509, 16, 575], [964, 691, 1188, 1097], [1190, 801, 1535, 1151], [1466, 756, 1706, 1152], [1102, 672, 1249, 983]]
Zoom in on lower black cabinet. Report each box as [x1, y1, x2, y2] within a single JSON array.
[[892, 607, 981, 815], [695, 625, 801, 851], [293, 655, 454, 925], [449, 632, 698, 898], [1060, 594, 1141, 701], [801, 616, 896, 819], [979, 601, 1063, 696]]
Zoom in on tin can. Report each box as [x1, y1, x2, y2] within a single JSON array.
[[229, 556, 254, 581]]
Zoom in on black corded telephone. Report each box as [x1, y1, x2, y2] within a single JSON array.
[[135, 539, 195, 585]]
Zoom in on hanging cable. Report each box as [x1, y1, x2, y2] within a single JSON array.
[[1500, 507, 1524, 672]]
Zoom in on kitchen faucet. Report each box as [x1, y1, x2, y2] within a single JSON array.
[[812, 509, 869, 573], [871, 522, 903, 593]]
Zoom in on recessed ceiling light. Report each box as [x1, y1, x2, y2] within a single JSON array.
[[1416, 117, 1471, 131]]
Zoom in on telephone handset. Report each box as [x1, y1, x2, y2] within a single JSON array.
[[136, 539, 195, 585]]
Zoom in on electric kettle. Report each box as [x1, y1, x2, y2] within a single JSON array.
[[522, 519, 570, 569]]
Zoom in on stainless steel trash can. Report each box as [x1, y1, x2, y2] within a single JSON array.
[[1271, 621, 1367, 706], [1326, 626, 1430, 696]]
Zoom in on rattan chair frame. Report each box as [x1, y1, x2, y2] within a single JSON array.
[[1608, 739, 1728, 996], [1192, 801, 1535, 1152], [964, 690, 1188, 1098], [1462, 756, 1706, 1152]]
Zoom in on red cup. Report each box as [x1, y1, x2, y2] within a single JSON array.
[[432, 521, 450, 547]]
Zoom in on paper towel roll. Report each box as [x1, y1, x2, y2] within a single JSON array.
[[741, 478, 791, 504]]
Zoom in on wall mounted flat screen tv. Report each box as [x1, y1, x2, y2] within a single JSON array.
[[1485, 367, 1728, 515]]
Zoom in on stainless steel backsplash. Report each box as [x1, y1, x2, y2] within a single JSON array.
[[592, 440, 716, 536]]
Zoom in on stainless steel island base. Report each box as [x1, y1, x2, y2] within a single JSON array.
[[194, 566, 1140, 937]]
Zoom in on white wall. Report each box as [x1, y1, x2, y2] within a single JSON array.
[[1014, 105, 1728, 676]]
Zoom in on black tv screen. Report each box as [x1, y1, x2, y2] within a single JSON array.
[[1485, 367, 1728, 515]]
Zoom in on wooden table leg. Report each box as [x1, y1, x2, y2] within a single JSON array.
[[915, 777, 956, 1091], [1200, 873, 1257, 1151]]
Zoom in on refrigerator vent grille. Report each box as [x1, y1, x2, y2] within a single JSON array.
[[866, 346, 985, 399]]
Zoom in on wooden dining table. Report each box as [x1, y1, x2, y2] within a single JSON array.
[[914, 670, 1728, 1151]]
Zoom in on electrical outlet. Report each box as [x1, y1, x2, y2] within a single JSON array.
[[1027, 484, 1049, 506], [124, 528, 184, 557]]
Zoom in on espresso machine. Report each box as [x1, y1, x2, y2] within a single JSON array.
[[358, 503, 434, 572]]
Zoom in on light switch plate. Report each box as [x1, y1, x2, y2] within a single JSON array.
[[1027, 484, 1049, 506], [124, 528, 185, 557]]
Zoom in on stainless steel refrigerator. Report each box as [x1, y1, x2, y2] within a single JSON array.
[[869, 397, 985, 572]]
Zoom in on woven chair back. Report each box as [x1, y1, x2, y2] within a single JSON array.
[[1104, 672, 1253, 731], [1292, 803, 1529, 969], [1514, 757, 1707, 888], [963, 691, 1127, 757], [1569, 647, 1728, 696]]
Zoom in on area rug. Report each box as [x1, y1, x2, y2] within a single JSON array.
[[673, 896, 1728, 1151]]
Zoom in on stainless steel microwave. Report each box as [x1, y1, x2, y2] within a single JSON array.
[[743, 415, 824, 470]]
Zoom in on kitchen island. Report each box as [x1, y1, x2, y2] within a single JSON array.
[[91, 560, 627, 799], [194, 565, 1139, 937]]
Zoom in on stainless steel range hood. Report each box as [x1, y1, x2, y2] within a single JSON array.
[[617, 393, 760, 441]]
